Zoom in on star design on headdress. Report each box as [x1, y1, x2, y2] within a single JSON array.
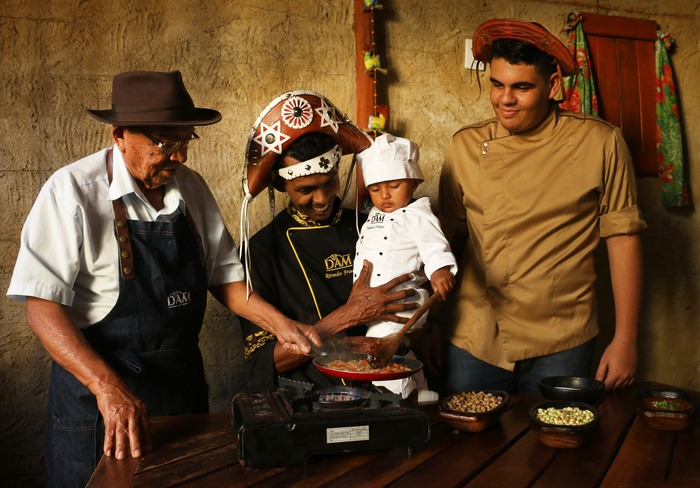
[[315, 98, 340, 133], [253, 121, 290, 156]]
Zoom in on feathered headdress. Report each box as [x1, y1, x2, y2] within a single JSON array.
[[240, 90, 373, 297]]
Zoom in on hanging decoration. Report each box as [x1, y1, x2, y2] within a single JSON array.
[[363, 45, 385, 73], [560, 12, 598, 115], [355, 0, 389, 211], [655, 32, 691, 207], [369, 105, 388, 132], [363, 2, 389, 137]]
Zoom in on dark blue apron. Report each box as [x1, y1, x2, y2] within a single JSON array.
[[45, 191, 208, 487]]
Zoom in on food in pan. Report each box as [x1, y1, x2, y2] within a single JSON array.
[[327, 358, 412, 374], [642, 397, 693, 412], [536, 406, 595, 426], [446, 391, 503, 413]]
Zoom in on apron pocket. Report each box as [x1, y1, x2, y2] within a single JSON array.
[[47, 415, 100, 488], [51, 415, 96, 432], [112, 349, 144, 376], [127, 346, 209, 416]]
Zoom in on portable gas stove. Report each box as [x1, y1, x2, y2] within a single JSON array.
[[231, 378, 431, 467]]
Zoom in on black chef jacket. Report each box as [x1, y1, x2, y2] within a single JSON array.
[[240, 198, 367, 391]]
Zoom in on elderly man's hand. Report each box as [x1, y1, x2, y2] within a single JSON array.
[[345, 260, 418, 325], [25, 297, 153, 460], [276, 321, 323, 355], [94, 383, 151, 460], [208, 281, 322, 355]]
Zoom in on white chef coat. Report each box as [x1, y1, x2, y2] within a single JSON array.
[[7, 146, 244, 328], [352, 196, 458, 337], [352, 197, 456, 398]]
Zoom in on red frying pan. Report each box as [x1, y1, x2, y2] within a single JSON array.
[[313, 353, 423, 381]]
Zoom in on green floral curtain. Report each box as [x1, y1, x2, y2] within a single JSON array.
[[656, 32, 691, 207], [560, 12, 598, 116]]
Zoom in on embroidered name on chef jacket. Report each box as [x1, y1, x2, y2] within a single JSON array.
[[363, 213, 389, 233], [325, 253, 353, 279], [167, 290, 192, 308]]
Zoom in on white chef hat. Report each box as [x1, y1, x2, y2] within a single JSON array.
[[356, 133, 424, 187]]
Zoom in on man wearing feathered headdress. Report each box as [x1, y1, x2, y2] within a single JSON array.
[[239, 91, 417, 390]]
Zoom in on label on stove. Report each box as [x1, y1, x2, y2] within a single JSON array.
[[326, 425, 370, 444]]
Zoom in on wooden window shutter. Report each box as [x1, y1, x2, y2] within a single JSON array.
[[580, 13, 658, 175]]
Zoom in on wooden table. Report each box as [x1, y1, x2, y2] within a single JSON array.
[[87, 382, 700, 488]]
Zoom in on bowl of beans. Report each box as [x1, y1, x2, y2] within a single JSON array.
[[439, 390, 510, 433], [528, 401, 600, 448], [633, 388, 698, 431]]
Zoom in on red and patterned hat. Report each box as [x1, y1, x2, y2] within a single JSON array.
[[243, 90, 373, 201], [472, 19, 578, 77]]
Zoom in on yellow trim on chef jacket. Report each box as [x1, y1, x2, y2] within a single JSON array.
[[286, 225, 329, 322]]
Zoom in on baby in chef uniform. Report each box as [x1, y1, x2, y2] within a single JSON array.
[[354, 133, 458, 400]]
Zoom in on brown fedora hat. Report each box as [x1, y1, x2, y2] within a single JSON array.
[[472, 19, 578, 77], [87, 71, 221, 126]]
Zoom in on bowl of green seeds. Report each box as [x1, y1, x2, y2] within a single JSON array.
[[528, 401, 600, 448]]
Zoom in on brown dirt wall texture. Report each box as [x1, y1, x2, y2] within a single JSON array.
[[1, 0, 699, 485]]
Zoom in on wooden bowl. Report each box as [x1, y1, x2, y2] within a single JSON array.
[[529, 401, 600, 448], [439, 390, 510, 433], [633, 388, 699, 431], [538, 376, 605, 405]]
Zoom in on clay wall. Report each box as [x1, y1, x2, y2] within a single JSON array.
[[2, 0, 698, 484]]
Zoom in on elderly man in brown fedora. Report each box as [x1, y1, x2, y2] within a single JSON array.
[[7, 71, 320, 487], [437, 20, 646, 396]]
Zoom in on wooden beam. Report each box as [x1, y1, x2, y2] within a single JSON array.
[[353, 0, 375, 208], [353, 0, 374, 132]]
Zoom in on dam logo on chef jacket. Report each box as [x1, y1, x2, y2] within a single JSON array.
[[167, 290, 192, 309], [324, 253, 353, 279], [370, 213, 385, 224]]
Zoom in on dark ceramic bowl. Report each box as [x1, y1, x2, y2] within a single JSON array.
[[439, 390, 510, 433], [538, 376, 606, 405], [529, 401, 600, 448], [633, 388, 699, 431]]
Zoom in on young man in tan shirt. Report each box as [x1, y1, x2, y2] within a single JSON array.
[[437, 20, 646, 394]]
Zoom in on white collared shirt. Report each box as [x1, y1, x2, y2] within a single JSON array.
[[7, 145, 243, 328]]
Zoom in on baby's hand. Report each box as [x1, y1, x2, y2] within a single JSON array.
[[430, 267, 455, 300]]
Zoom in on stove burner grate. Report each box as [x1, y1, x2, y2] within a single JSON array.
[[316, 386, 367, 409]]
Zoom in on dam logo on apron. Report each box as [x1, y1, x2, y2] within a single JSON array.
[[168, 290, 192, 308]]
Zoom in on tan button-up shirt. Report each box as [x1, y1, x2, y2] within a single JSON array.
[[438, 104, 646, 370]]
